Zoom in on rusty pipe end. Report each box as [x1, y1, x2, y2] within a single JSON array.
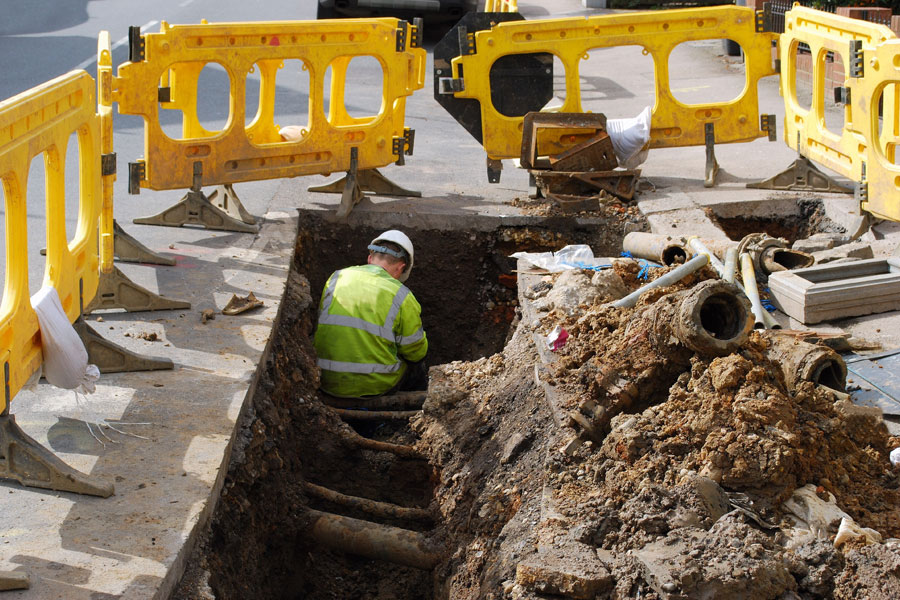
[[676, 280, 752, 356], [761, 247, 815, 274], [802, 349, 848, 393], [661, 245, 689, 266]]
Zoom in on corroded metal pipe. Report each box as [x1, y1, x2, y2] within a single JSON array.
[[740, 252, 767, 330], [612, 254, 709, 309], [321, 391, 426, 410], [306, 509, 441, 570], [761, 332, 847, 392], [622, 232, 689, 265], [333, 408, 421, 420], [338, 427, 422, 459], [572, 280, 752, 441], [661, 278, 753, 356], [303, 481, 433, 522]]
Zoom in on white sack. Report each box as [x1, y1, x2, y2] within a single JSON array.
[[607, 106, 652, 169], [30, 286, 99, 393]]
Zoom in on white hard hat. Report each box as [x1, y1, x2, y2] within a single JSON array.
[[369, 230, 414, 282]]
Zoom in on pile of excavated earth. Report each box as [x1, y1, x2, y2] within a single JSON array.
[[178, 237, 900, 600], [415, 259, 900, 599]]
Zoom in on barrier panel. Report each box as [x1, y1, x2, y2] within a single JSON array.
[[484, 0, 518, 12], [114, 18, 426, 192], [0, 71, 102, 413], [436, 6, 778, 167], [779, 5, 895, 183], [859, 38, 900, 221]]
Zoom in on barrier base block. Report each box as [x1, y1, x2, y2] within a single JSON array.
[[207, 184, 257, 225], [133, 187, 259, 233], [0, 413, 114, 498], [309, 168, 422, 199], [74, 318, 174, 373], [86, 266, 191, 314], [113, 220, 175, 266], [747, 155, 854, 193]]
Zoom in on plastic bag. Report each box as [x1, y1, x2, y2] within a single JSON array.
[[607, 106, 652, 169], [31, 286, 99, 393], [511, 244, 611, 273]]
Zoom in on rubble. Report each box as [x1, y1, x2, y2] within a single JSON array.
[[414, 254, 900, 599]]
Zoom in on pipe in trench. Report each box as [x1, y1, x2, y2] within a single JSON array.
[[688, 237, 728, 279], [622, 232, 690, 266], [612, 254, 709, 309], [576, 280, 753, 440], [760, 331, 847, 392], [321, 391, 426, 410], [306, 509, 441, 570], [623, 233, 814, 277], [740, 252, 767, 330], [302, 481, 433, 522]]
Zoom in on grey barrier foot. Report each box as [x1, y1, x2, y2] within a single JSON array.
[[133, 187, 259, 233], [308, 168, 422, 198], [0, 570, 30, 591], [207, 183, 257, 225], [113, 220, 176, 266], [85, 266, 191, 314], [73, 318, 173, 374], [747, 155, 854, 193], [704, 122, 719, 188], [0, 413, 114, 498]]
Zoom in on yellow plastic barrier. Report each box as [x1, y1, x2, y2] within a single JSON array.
[[113, 18, 426, 191], [780, 5, 895, 183], [484, 0, 518, 12], [0, 71, 102, 412], [856, 38, 900, 221], [441, 6, 777, 161]]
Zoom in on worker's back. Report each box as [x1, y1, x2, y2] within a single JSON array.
[[314, 264, 427, 398]]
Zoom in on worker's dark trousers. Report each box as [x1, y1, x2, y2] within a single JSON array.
[[396, 360, 428, 392]]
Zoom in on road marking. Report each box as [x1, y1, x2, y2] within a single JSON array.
[[74, 20, 159, 71]]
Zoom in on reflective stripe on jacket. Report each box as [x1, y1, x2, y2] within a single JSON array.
[[313, 264, 427, 398]]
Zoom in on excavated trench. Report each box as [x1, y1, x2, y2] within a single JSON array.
[[705, 198, 846, 244], [173, 211, 639, 599]]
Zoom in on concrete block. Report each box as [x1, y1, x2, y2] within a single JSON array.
[[767, 258, 900, 324], [792, 234, 836, 253], [516, 543, 612, 599], [812, 241, 874, 264]]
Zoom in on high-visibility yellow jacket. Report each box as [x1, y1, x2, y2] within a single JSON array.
[[313, 264, 428, 398]]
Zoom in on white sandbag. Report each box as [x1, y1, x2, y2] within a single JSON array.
[[30, 286, 99, 393], [607, 106, 652, 169]]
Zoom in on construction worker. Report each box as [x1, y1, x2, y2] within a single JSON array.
[[313, 230, 428, 398]]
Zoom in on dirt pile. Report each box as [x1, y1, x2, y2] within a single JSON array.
[[415, 259, 900, 599]]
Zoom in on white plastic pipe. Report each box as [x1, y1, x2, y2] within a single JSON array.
[[688, 237, 727, 279], [723, 247, 738, 284], [612, 254, 709, 309], [739, 252, 766, 329], [761, 303, 782, 330]]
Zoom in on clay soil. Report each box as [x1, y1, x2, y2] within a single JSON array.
[[175, 216, 900, 599]]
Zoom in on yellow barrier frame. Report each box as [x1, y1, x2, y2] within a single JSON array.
[[0, 71, 102, 413], [114, 18, 426, 191], [484, 0, 518, 12], [780, 5, 895, 183], [443, 6, 777, 161], [859, 38, 900, 221]]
